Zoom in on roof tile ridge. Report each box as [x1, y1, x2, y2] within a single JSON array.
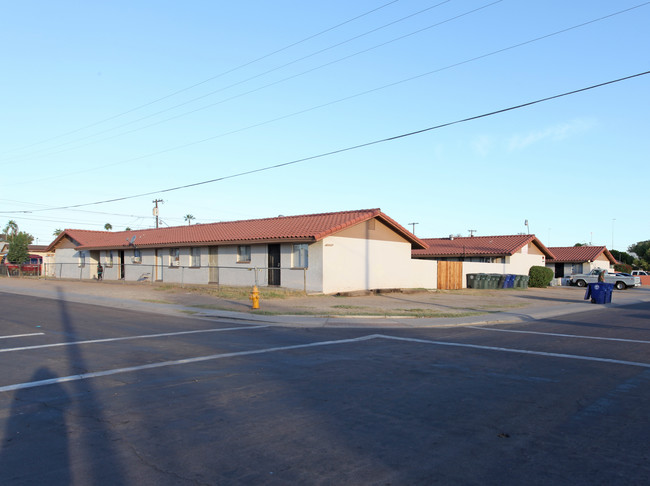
[[311, 209, 379, 241], [179, 208, 380, 227]]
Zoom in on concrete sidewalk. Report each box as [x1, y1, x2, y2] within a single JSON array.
[[1, 277, 649, 328]]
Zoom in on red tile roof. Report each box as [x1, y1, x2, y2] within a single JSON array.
[[546, 246, 616, 264], [412, 234, 554, 259], [47, 209, 427, 251]]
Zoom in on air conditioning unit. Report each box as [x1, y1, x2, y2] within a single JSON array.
[[132, 257, 142, 264], [172, 260, 180, 267]]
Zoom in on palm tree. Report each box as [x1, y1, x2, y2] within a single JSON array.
[[125, 227, 132, 231], [53, 229, 62, 237], [184, 214, 195, 226], [3, 220, 18, 239], [104, 223, 113, 231]]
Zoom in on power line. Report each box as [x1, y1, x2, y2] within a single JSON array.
[[6, 69, 647, 213], [2, 1, 457, 163], [4, 0, 645, 183], [0, 0, 402, 157]]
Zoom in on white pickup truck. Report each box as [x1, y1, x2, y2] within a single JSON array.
[[570, 269, 636, 290]]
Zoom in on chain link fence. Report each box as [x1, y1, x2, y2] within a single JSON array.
[[1, 262, 309, 292]]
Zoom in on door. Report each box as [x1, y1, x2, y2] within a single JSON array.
[[119, 250, 125, 280], [208, 246, 219, 284], [268, 244, 281, 286], [155, 250, 162, 281]]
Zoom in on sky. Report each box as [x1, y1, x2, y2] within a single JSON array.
[[1, 1, 648, 253]]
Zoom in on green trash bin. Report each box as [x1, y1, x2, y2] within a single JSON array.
[[466, 273, 478, 289], [521, 275, 529, 289], [513, 275, 522, 288], [488, 274, 500, 289], [497, 274, 507, 288], [475, 273, 488, 289]]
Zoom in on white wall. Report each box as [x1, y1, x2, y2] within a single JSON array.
[[52, 248, 92, 279], [508, 252, 546, 275], [320, 221, 436, 294]]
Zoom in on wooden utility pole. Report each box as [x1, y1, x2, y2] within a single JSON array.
[[152, 199, 163, 229]]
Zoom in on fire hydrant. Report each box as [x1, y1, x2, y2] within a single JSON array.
[[249, 285, 260, 309]]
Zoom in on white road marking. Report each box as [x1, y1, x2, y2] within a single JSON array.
[[375, 334, 650, 368], [0, 325, 269, 353], [2, 332, 650, 394], [468, 326, 650, 344], [0, 333, 44, 340], [0, 334, 379, 393]]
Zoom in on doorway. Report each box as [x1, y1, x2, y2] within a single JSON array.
[[208, 246, 219, 284], [268, 244, 281, 286], [119, 250, 125, 279]]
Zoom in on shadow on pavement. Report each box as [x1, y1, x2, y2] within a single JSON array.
[[0, 368, 71, 484]]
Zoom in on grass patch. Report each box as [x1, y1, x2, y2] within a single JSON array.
[[140, 298, 174, 304], [154, 283, 307, 300]]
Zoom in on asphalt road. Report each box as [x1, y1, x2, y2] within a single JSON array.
[[1, 291, 649, 485]]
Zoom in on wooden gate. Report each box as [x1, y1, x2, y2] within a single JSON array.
[[437, 261, 463, 290]]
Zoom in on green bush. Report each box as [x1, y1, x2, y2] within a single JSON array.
[[528, 266, 554, 288]]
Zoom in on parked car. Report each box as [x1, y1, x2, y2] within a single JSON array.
[[570, 269, 636, 290], [632, 270, 649, 276]]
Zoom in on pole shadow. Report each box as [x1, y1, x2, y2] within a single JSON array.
[[0, 368, 71, 484]]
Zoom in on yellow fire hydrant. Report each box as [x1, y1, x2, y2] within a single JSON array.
[[249, 285, 260, 309]]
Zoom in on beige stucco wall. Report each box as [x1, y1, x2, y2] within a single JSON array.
[[320, 220, 436, 293]]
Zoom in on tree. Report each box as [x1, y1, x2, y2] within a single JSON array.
[[610, 249, 634, 266], [3, 220, 18, 240], [184, 214, 195, 226], [125, 227, 132, 231], [53, 229, 62, 237], [6, 232, 32, 263], [629, 240, 650, 269], [104, 223, 113, 231]]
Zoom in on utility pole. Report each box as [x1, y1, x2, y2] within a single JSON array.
[[408, 222, 419, 235], [152, 199, 163, 229]]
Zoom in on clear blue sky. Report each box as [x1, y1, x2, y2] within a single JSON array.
[[1, 1, 648, 253]]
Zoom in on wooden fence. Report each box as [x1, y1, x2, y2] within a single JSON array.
[[437, 261, 463, 290]]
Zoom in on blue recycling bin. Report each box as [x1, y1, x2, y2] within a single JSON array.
[[505, 274, 515, 288], [584, 282, 613, 304]]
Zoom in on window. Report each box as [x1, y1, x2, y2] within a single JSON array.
[[292, 244, 308, 268], [189, 247, 201, 267], [237, 245, 251, 263], [78, 251, 86, 267], [107, 251, 114, 267], [133, 249, 142, 264], [169, 248, 180, 267]]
